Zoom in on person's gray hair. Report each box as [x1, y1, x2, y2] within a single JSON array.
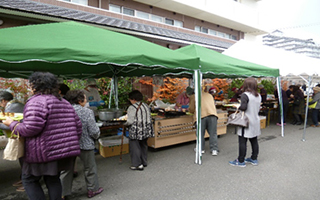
[[0, 91, 13, 101]]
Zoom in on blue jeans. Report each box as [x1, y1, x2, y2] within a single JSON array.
[[311, 109, 319, 126], [200, 115, 218, 152], [22, 174, 62, 200]]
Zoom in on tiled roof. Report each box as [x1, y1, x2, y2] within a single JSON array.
[[0, 0, 234, 50]]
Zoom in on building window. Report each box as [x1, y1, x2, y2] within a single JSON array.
[[174, 20, 183, 27], [109, 4, 121, 13], [62, 0, 88, 5], [201, 27, 208, 34], [165, 18, 183, 27], [209, 29, 217, 36], [195, 26, 237, 40], [151, 15, 163, 23], [136, 11, 149, 19], [165, 18, 174, 25], [108, 5, 181, 27], [123, 7, 135, 16], [217, 31, 225, 37]]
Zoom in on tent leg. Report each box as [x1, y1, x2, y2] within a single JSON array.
[[194, 70, 202, 165], [302, 76, 312, 141]]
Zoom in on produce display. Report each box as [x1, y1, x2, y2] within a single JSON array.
[[0, 113, 23, 121]]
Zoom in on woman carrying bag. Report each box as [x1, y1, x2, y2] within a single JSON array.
[[229, 78, 261, 167], [124, 90, 154, 171], [3, 72, 82, 200]]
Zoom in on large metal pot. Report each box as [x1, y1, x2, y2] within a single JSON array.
[[113, 109, 124, 118], [98, 109, 115, 121]]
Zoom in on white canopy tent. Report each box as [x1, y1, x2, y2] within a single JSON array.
[[223, 39, 320, 140]]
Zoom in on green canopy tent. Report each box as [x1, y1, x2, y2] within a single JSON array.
[[176, 44, 279, 78], [0, 21, 198, 79], [0, 21, 200, 109], [176, 44, 280, 164]]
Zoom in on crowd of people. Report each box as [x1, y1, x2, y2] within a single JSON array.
[[1, 72, 320, 199], [0, 72, 154, 200]]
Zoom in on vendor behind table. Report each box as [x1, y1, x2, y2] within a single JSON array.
[[175, 86, 194, 111], [83, 78, 105, 116]]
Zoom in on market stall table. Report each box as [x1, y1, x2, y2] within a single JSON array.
[[148, 109, 228, 149]]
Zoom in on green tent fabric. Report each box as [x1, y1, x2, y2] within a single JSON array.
[[0, 21, 198, 79], [176, 44, 279, 78]]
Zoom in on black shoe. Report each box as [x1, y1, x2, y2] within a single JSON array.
[[143, 164, 147, 167], [130, 165, 144, 171], [295, 122, 302, 125]]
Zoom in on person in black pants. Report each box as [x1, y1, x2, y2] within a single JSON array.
[[229, 78, 261, 167]]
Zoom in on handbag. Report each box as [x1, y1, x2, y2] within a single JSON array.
[[3, 123, 24, 161], [226, 108, 249, 127]]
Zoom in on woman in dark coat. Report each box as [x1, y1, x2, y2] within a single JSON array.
[[290, 85, 305, 125]]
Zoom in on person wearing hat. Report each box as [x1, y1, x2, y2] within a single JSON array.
[[83, 79, 105, 155], [308, 86, 320, 127], [83, 79, 105, 108], [189, 86, 219, 156], [209, 87, 223, 100], [175, 86, 194, 109]]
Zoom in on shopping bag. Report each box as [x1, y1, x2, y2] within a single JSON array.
[[3, 124, 24, 161], [226, 108, 249, 127]]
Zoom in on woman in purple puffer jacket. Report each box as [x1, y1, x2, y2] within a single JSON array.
[[3, 72, 82, 200]]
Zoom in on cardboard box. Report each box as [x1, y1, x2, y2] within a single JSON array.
[[99, 143, 129, 158], [99, 136, 129, 158], [259, 116, 266, 129]]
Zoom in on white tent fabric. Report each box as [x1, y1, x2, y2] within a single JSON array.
[[223, 39, 320, 140], [223, 39, 320, 77]]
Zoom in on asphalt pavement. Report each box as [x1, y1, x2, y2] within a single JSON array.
[[1, 118, 320, 200]]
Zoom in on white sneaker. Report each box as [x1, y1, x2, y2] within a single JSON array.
[[194, 148, 205, 154], [211, 150, 218, 156]]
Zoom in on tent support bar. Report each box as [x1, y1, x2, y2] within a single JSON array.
[[194, 69, 202, 165], [302, 76, 312, 141]]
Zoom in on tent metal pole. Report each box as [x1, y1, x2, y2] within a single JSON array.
[[108, 77, 114, 109], [276, 77, 284, 137], [194, 69, 202, 165], [114, 76, 119, 109], [302, 76, 312, 141]]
